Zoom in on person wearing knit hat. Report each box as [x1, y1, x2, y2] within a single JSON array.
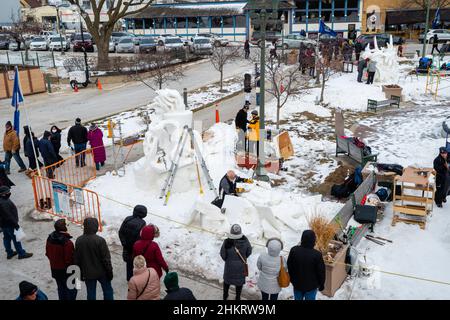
[[45, 219, 77, 300], [434, 146, 449, 208], [87, 122, 106, 171], [0, 186, 33, 260], [220, 224, 252, 300], [3, 120, 27, 174], [163, 272, 196, 300], [67, 118, 88, 167], [16, 281, 48, 300]]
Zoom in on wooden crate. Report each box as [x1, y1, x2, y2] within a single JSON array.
[[1, 67, 46, 98]]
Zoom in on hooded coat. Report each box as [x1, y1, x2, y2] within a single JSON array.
[[50, 127, 62, 156], [3, 128, 20, 152], [127, 267, 160, 300], [247, 116, 260, 142], [119, 205, 147, 259], [0, 196, 19, 229], [45, 231, 74, 278], [39, 132, 58, 166], [287, 230, 326, 293], [257, 239, 287, 294], [87, 127, 106, 163], [0, 166, 14, 188], [133, 225, 168, 278], [235, 109, 249, 132], [74, 218, 113, 281], [220, 236, 252, 286]]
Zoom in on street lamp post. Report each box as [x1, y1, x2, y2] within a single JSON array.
[[54, 5, 65, 55], [422, 0, 431, 58], [281, 13, 285, 62]]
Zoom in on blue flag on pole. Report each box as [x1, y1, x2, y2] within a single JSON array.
[[319, 20, 337, 37], [432, 8, 441, 29], [11, 67, 23, 135]]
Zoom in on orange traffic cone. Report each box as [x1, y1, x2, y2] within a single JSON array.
[[215, 105, 220, 123], [97, 79, 102, 90], [74, 84, 79, 93]]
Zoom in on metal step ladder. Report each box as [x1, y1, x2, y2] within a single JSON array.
[[160, 125, 218, 205]]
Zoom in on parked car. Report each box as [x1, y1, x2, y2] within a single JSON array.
[[192, 37, 213, 55], [138, 37, 158, 53], [8, 41, 20, 51], [73, 33, 94, 52], [251, 31, 282, 46], [112, 31, 140, 45], [419, 29, 450, 44], [116, 37, 135, 53], [191, 33, 228, 47], [40, 30, 57, 40], [276, 33, 316, 49], [159, 36, 185, 51], [48, 35, 70, 51], [29, 37, 48, 51], [109, 38, 115, 53], [0, 34, 10, 49]]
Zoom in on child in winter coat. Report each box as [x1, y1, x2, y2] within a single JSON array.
[[16, 281, 48, 300], [133, 225, 168, 278], [127, 255, 160, 300], [257, 238, 287, 300]]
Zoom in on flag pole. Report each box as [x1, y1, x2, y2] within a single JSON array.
[[15, 66, 42, 177]]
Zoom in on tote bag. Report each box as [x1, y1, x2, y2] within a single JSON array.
[[278, 256, 290, 288]]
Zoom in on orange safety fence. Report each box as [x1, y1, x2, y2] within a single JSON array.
[[32, 174, 102, 231], [40, 148, 97, 187]]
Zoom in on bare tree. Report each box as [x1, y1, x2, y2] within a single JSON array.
[[7, 12, 42, 61], [402, 0, 449, 11], [251, 50, 307, 129], [210, 46, 241, 92], [130, 53, 185, 90], [315, 43, 342, 104], [67, 0, 153, 70]]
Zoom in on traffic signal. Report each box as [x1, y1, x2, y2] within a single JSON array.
[[244, 73, 252, 93]]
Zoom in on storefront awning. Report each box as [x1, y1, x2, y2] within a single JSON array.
[[386, 8, 450, 25]]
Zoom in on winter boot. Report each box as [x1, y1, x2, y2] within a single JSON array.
[[45, 198, 52, 209], [7, 251, 18, 260], [18, 253, 33, 260], [96, 163, 100, 170], [39, 199, 45, 209]]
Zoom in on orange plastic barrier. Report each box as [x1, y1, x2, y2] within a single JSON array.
[[32, 175, 102, 231]]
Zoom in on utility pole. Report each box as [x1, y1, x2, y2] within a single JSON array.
[[422, 0, 431, 58], [79, 14, 90, 83]]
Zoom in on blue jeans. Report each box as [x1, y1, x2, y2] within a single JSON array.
[[73, 143, 87, 167], [4, 151, 26, 172], [85, 277, 114, 300], [294, 289, 318, 301], [2, 227, 26, 257], [261, 292, 279, 301]]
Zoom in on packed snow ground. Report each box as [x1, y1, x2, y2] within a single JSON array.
[[86, 52, 450, 299]]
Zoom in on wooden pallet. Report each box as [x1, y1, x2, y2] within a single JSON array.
[[392, 214, 426, 230]]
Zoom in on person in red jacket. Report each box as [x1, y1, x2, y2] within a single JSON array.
[[133, 225, 168, 278], [45, 219, 77, 300]]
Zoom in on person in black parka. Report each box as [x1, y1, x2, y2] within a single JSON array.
[[23, 126, 42, 171], [287, 230, 325, 300], [50, 125, 63, 161], [220, 224, 252, 300], [163, 272, 196, 300], [39, 131, 58, 179], [235, 104, 250, 153], [0, 161, 14, 188], [118, 205, 148, 281], [433, 147, 449, 207]]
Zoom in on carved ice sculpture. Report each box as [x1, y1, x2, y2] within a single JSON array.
[[361, 35, 400, 84]]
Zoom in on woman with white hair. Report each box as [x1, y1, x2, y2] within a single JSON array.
[[127, 255, 160, 300]]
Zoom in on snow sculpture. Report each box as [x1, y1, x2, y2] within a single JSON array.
[[361, 35, 400, 84], [133, 89, 198, 192]]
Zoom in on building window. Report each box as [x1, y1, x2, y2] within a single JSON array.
[[347, 0, 359, 8], [347, 10, 359, 22], [223, 16, 233, 28], [334, 9, 346, 22], [308, 11, 320, 23], [188, 17, 198, 28], [198, 16, 209, 28], [135, 19, 143, 29], [143, 19, 154, 29], [235, 15, 246, 28], [297, 1, 306, 10], [334, 0, 346, 9], [309, 0, 319, 10], [322, 0, 332, 11], [211, 16, 222, 28], [294, 10, 306, 23]]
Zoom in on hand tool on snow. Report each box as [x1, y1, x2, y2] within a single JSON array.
[[371, 235, 393, 243], [364, 235, 385, 246]]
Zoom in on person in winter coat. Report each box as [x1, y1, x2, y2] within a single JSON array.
[[247, 110, 260, 156], [0, 186, 33, 260], [433, 147, 449, 207], [0, 161, 14, 188], [50, 125, 63, 161], [163, 271, 196, 300], [431, 34, 440, 55], [45, 219, 77, 300], [357, 58, 368, 83], [16, 281, 48, 300], [127, 255, 160, 300], [23, 126, 42, 171], [119, 205, 148, 281], [366, 59, 377, 84], [39, 131, 58, 179], [212, 170, 251, 209], [74, 217, 114, 300], [220, 224, 252, 300], [3, 121, 27, 174], [133, 224, 168, 279], [306, 47, 316, 77], [67, 118, 88, 167], [87, 124, 106, 170], [354, 41, 363, 61], [244, 40, 250, 59], [257, 238, 287, 300], [235, 104, 250, 153], [287, 230, 325, 300]]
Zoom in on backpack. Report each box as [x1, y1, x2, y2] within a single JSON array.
[[376, 188, 389, 201]]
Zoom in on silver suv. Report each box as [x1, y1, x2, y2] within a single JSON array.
[[191, 33, 228, 47]]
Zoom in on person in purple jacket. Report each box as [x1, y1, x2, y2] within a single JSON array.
[[87, 124, 106, 170]]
